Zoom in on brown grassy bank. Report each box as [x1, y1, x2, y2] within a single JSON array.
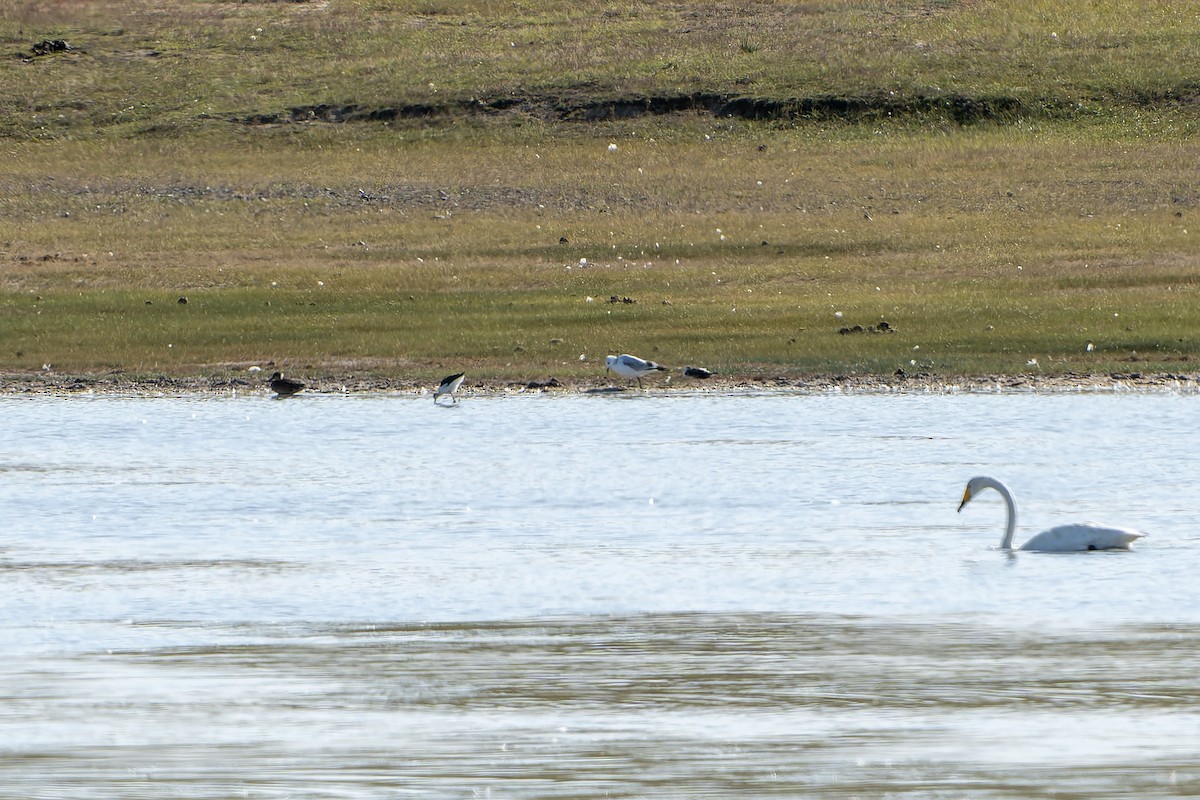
[[2, 1, 1199, 387]]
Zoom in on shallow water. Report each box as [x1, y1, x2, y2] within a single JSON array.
[[2, 390, 1199, 798]]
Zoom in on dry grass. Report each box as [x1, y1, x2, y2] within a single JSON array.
[[1, 2, 1198, 381], [4, 0, 1200, 138]]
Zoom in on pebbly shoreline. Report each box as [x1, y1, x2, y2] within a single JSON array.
[[3, 370, 1198, 397]]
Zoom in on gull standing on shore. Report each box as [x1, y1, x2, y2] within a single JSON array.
[[605, 354, 668, 389]]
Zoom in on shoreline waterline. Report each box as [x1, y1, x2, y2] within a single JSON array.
[[2, 369, 1198, 397]]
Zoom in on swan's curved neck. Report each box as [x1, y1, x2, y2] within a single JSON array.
[[984, 478, 1019, 549]]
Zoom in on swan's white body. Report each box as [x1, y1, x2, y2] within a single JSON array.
[[957, 476, 1145, 552], [605, 354, 667, 388]]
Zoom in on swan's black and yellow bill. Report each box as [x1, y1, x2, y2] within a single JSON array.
[[957, 486, 972, 512]]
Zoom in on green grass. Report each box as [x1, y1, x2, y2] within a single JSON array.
[[1, 1, 1198, 383], [5, 0, 1200, 138]]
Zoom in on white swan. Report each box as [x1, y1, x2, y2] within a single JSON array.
[[957, 476, 1146, 552]]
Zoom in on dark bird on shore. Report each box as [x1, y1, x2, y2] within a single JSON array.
[[435, 372, 465, 404], [683, 366, 714, 379], [269, 371, 305, 398]]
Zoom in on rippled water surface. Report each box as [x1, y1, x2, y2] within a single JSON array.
[[2, 390, 1199, 798]]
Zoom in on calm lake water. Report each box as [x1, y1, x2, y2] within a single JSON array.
[[2, 389, 1198, 798]]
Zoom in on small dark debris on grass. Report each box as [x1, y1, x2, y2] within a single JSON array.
[[838, 320, 893, 335], [608, 295, 636, 304], [29, 39, 72, 57]]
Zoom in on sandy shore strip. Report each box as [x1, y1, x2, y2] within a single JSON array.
[[3, 370, 1199, 397]]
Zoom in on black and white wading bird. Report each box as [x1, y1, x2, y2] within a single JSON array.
[[268, 371, 305, 398], [605, 354, 668, 389], [683, 366, 714, 379], [957, 475, 1146, 552], [434, 372, 465, 404]]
